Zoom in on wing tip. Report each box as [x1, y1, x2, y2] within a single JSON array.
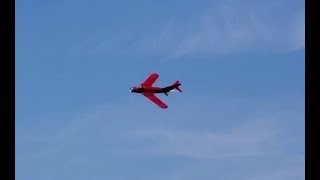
[[158, 104, 168, 109], [159, 104, 168, 109]]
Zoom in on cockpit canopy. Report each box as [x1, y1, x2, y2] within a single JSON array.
[[130, 85, 143, 91]]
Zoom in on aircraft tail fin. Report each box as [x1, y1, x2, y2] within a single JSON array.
[[173, 81, 182, 92]]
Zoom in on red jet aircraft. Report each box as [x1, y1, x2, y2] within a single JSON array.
[[130, 73, 182, 109]]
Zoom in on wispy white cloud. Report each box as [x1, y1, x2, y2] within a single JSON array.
[[132, 118, 279, 159], [247, 159, 305, 180], [16, 94, 304, 179], [157, 155, 304, 180], [68, 0, 304, 59], [153, 2, 305, 59], [17, 95, 303, 160]]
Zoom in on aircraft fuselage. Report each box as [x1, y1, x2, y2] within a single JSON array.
[[130, 86, 171, 94]]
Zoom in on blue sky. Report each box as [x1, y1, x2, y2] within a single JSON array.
[[16, 0, 304, 179]]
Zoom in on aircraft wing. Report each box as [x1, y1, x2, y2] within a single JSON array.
[[140, 73, 159, 87], [142, 93, 168, 109]]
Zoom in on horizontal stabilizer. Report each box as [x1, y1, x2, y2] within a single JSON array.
[[173, 81, 182, 92]]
